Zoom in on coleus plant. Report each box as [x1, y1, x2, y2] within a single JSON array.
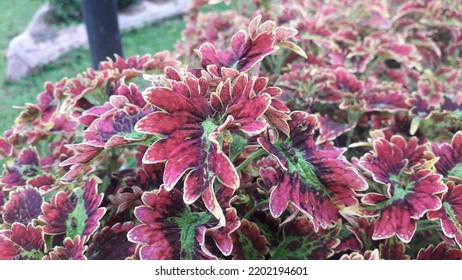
[[1, 0, 462, 260]]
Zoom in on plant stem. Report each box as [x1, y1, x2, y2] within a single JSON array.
[[272, 51, 288, 77], [416, 220, 441, 232], [244, 199, 269, 220], [235, 148, 267, 172], [345, 109, 361, 147]]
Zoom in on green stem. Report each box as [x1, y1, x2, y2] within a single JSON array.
[[345, 128, 355, 148], [127, 135, 159, 147], [272, 51, 288, 77], [235, 148, 267, 172], [345, 109, 362, 147], [416, 220, 441, 232], [417, 225, 442, 232], [244, 200, 269, 220]]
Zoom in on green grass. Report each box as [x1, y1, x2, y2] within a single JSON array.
[[0, 0, 185, 133], [0, 0, 43, 131]]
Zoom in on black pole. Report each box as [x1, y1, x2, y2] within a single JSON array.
[[81, 0, 124, 69]]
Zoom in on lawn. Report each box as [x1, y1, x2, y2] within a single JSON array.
[[0, 0, 185, 133]]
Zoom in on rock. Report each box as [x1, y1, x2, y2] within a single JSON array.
[[6, 0, 189, 82]]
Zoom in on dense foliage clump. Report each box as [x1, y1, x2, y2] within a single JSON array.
[[1, 0, 462, 260], [48, 0, 139, 23]]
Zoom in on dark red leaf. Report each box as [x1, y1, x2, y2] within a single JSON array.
[[3, 187, 42, 225]]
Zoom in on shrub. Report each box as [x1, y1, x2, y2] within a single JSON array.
[[1, 0, 462, 260], [48, 0, 140, 23]]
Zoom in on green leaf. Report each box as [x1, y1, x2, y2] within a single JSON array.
[[20, 249, 45, 260], [448, 163, 462, 179], [65, 188, 88, 239], [85, 88, 107, 106], [271, 235, 324, 260], [275, 142, 326, 192], [229, 134, 248, 162], [443, 202, 462, 238], [172, 208, 211, 260], [118, 130, 147, 140], [237, 231, 259, 260], [410, 116, 420, 135]]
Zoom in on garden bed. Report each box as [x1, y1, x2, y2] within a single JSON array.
[[1, 0, 462, 261]]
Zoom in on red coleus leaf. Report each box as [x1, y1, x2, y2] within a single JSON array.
[[340, 249, 380, 260], [14, 104, 41, 126], [79, 102, 115, 127], [39, 176, 106, 239], [40, 136, 74, 172], [442, 95, 462, 113], [363, 83, 410, 113], [43, 236, 87, 260], [0, 137, 13, 157], [271, 217, 340, 260], [246, 76, 291, 136], [198, 15, 301, 74], [432, 131, 462, 178], [231, 219, 268, 260], [0, 186, 4, 216], [17, 147, 39, 164], [335, 230, 363, 254], [408, 95, 430, 119], [51, 113, 79, 133], [13, 76, 77, 135], [1, 148, 40, 189], [0, 223, 46, 260], [198, 15, 276, 73], [83, 95, 152, 149], [87, 222, 136, 260], [98, 52, 179, 80], [28, 174, 56, 192], [417, 242, 462, 260], [360, 135, 430, 184], [61, 84, 154, 181], [127, 188, 216, 260], [79, 83, 147, 127], [36, 80, 65, 123], [385, 43, 421, 69], [59, 144, 103, 181], [258, 111, 367, 231], [297, 17, 337, 50], [320, 68, 364, 106], [359, 137, 446, 243], [108, 185, 144, 215], [135, 68, 272, 223], [206, 208, 241, 256], [3, 187, 42, 225], [379, 238, 410, 260], [142, 50, 181, 72], [316, 114, 355, 144], [113, 83, 147, 108], [339, 215, 377, 253], [427, 180, 462, 248]]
